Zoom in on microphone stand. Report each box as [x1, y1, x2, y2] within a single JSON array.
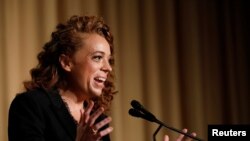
[[153, 124, 162, 141], [129, 100, 204, 141]]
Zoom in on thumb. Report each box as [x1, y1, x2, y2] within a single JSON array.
[[79, 108, 85, 124]]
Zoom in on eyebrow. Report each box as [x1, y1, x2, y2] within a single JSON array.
[[91, 51, 112, 58], [92, 51, 105, 54]]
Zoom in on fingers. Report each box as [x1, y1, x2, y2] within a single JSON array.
[[176, 128, 197, 141], [90, 117, 113, 141], [80, 100, 109, 128], [191, 132, 197, 137], [78, 109, 84, 124], [84, 100, 94, 123], [164, 135, 169, 141], [96, 126, 113, 139], [77, 100, 113, 141], [93, 116, 112, 129], [185, 132, 196, 141], [176, 128, 187, 141], [89, 107, 105, 126], [89, 126, 113, 141], [76, 109, 85, 141]]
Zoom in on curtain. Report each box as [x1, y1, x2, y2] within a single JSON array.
[[0, 0, 249, 141]]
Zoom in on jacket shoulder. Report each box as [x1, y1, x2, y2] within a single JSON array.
[[13, 88, 49, 104], [9, 88, 55, 115]]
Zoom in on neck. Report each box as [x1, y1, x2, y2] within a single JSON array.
[[58, 88, 87, 123], [58, 88, 89, 104]]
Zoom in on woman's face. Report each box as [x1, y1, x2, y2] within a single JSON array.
[[66, 33, 112, 98]]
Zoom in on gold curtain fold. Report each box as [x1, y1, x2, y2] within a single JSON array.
[[0, 0, 249, 141]]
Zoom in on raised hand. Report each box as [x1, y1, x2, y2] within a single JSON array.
[[76, 101, 113, 141], [164, 129, 197, 141]]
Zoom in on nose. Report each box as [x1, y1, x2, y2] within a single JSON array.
[[101, 59, 112, 73]]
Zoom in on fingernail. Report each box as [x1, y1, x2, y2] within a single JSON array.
[[108, 117, 112, 121], [109, 127, 114, 131], [99, 107, 104, 112]]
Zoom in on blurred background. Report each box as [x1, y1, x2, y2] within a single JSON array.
[[0, 0, 249, 141]]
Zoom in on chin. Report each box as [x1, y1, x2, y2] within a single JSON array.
[[90, 89, 102, 97]]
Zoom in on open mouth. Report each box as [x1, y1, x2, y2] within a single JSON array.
[[94, 77, 106, 84]]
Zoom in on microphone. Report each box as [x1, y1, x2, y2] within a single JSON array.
[[129, 108, 156, 122], [128, 108, 142, 118], [129, 100, 204, 141], [131, 100, 156, 121]]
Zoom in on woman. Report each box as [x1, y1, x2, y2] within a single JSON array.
[[8, 15, 115, 141], [8, 15, 196, 141]]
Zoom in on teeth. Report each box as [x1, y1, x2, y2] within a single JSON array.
[[96, 77, 106, 82]]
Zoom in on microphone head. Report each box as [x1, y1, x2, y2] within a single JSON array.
[[128, 108, 142, 118], [129, 108, 156, 122], [131, 100, 142, 110]]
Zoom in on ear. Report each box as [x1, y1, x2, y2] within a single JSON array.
[[59, 54, 72, 72]]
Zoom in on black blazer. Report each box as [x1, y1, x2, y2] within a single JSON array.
[[8, 88, 110, 141]]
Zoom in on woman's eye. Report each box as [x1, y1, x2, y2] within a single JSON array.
[[93, 56, 103, 62], [109, 58, 114, 65]]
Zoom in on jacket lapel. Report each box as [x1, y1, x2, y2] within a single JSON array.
[[46, 88, 76, 141]]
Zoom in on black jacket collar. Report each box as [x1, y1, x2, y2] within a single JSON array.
[[45, 88, 76, 140]]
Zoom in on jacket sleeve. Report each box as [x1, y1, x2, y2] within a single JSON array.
[[8, 93, 45, 141]]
